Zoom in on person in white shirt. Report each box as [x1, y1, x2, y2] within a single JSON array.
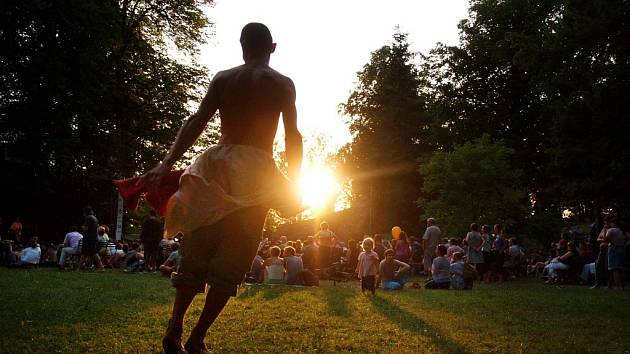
[[19, 241, 41, 266], [59, 226, 83, 268], [9, 238, 41, 267]]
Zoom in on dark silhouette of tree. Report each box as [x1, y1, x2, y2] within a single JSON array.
[[337, 31, 432, 234], [0, 0, 215, 235]]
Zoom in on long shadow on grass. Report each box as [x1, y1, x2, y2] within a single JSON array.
[[320, 284, 354, 317], [237, 284, 310, 301], [369, 295, 469, 353]]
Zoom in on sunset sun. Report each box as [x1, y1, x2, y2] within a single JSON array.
[[298, 165, 340, 211]]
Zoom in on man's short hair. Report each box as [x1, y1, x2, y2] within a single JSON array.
[[284, 246, 295, 256], [270, 246, 281, 257], [320, 221, 329, 230], [384, 249, 394, 257], [240, 23, 273, 55], [427, 218, 436, 225]]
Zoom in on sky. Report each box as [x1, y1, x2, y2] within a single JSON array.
[[199, 0, 470, 152]]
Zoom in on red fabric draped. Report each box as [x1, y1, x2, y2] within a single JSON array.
[[112, 170, 184, 216]]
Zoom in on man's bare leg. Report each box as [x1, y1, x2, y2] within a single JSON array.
[[163, 286, 197, 350], [185, 287, 230, 351], [183, 206, 268, 351]]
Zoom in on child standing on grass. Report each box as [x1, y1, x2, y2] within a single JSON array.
[[356, 237, 379, 294]]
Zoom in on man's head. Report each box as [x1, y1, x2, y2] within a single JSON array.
[[320, 221, 329, 230], [83, 205, 93, 216], [384, 248, 394, 262], [427, 218, 436, 226], [284, 246, 296, 256], [270, 246, 281, 257], [240, 23, 275, 61]]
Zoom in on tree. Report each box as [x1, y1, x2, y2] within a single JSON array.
[[337, 31, 432, 234], [0, 0, 213, 236], [426, 0, 560, 212], [427, 0, 630, 219], [541, 0, 630, 218], [418, 135, 528, 236]]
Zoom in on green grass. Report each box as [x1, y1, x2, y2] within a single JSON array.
[[1, 268, 629, 353]]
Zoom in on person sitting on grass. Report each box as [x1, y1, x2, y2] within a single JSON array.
[[41, 243, 58, 267], [8, 238, 41, 268], [425, 245, 451, 289], [123, 242, 144, 273], [245, 249, 266, 284], [159, 242, 181, 277], [284, 246, 304, 285], [544, 241, 577, 283], [379, 248, 410, 290], [264, 246, 285, 284], [111, 243, 127, 268], [356, 237, 379, 295], [447, 238, 464, 261], [450, 252, 466, 290]]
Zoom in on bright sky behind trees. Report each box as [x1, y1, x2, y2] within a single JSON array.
[[201, 0, 469, 150]]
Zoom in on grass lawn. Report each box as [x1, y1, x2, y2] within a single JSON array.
[[1, 268, 629, 353]]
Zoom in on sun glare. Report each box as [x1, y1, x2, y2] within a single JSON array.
[[299, 166, 339, 211]]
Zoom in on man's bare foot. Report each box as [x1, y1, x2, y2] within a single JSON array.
[[163, 321, 183, 353], [162, 336, 183, 354], [184, 339, 210, 353]]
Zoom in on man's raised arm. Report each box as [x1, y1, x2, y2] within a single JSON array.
[[139, 76, 221, 185], [282, 79, 303, 182]]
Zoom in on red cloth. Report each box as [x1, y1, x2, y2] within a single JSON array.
[[113, 170, 184, 217]]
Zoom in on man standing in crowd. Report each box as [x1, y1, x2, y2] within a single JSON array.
[[139, 23, 302, 353], [140, 209, 163, 272], [422, 217, 441, 279], [78, 206, 104, 271]]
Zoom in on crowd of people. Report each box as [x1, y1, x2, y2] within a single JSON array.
[[3, 211, 628, 292], [243, 215, 630, 293], [0, 207, 181, 278]]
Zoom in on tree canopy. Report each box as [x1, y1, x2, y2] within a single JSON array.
[[337, 32, 432, 234], [0, 0, 213, 235], [339, 0, 630, 236], [418, 135, 528, 236]]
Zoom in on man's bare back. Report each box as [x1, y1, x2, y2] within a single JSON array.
[[211, 62, 295, 153], [142, 60, 302, 184]]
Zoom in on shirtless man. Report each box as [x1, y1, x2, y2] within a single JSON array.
[[140, 23, 302, 353]]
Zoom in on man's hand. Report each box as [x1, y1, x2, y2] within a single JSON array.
[[137, 162, 171, 190]]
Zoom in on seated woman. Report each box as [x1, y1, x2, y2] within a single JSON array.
[[123, 242, 144, 272], [284, 246, 304, 285], [159, 242, 180, 277], [264, 246, 285, 284], [450, 252, 466, 290], [111, 243, 127, 268], [425, 245, 451, 289], [544, 241, 577, 283]]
